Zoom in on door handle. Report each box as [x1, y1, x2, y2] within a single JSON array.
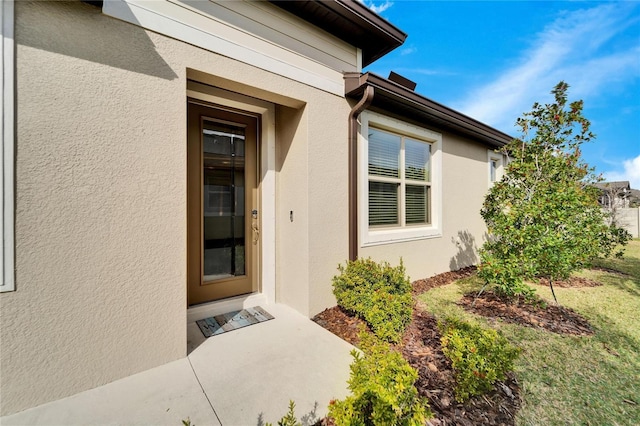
[[252, 222, 259, 245]]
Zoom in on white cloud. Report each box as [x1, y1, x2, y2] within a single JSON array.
[[603, 154, 640, 189], [394, 67, 457, 76], [400, 46, 417, 56], [361, 0, 393, 14], [453, 3, 640, 132]]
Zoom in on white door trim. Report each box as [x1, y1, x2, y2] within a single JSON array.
[[1, 0, 15, 292]]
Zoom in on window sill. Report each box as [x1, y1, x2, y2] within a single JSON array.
[[362, 227, 442, 247]]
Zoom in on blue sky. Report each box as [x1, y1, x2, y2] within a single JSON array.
[[362, 1, 640, 188]]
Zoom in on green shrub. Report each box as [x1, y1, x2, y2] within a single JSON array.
[[439, 317, 520, 402], [266, 400, 300, 426], [328, 331, 432, 426], [332, 258, 413, 342]]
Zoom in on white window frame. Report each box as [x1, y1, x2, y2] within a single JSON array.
[[1, 0, 14, 292], [487, 150, 504, 187], [359, 111, 442, 246]]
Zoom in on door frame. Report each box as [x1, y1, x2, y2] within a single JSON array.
[[187, 102, 258, 305], [186, 81, 276, 312]]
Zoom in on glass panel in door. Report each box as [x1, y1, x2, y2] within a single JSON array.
[[202, 120, 246, 282]]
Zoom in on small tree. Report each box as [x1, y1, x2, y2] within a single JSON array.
[[478, 82, 630, 302]]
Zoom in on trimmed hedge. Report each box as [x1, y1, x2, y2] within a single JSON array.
[[439, 317, 520, 402], [329, 331, 432, 426], [332, 258, 412, 342]]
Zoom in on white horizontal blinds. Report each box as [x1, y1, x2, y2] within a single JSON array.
[[368, 127, 431, 228], [368, 128, 401, 226], [369, 181, 399, 225], [368, 128, 400, 178], [406, 185, 429, 224], [405, 138, 430, 225], [405, 138, 430, 181]]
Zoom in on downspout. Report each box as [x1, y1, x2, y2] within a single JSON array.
[[348, 86, 374, 261]]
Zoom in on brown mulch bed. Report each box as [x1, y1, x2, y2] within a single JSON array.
[[402, 309, 520, 426], [312, 267, 600, 424], [313, 307, 520, 425], [459, 292, 594, 336], [412, 266, 477, 295], [313, 305, 365, 347]]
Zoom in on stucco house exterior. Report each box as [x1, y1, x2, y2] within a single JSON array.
[[0, 0, 510, 416]]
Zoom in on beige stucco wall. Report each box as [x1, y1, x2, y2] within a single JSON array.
[[276, 105, 310, 312], [360, 129, 490, 282], [617, 208, 640, 238], [306, 98, 351, 315], [274, 99, 351, 317], [0, 1, 349, 415]]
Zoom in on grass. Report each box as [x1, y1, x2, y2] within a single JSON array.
[[418, 239, 640, 425]]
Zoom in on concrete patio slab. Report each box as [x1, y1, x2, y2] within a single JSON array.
[[0, 304, 354, 426], [0, 358, 219, 426], [188, 304, 354, 425]]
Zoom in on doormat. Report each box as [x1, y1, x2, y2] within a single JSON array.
[[196, 306, 274, 338]]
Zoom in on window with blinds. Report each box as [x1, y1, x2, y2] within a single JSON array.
[[488, 150, 503, 187], [368, 127, 431, 228]]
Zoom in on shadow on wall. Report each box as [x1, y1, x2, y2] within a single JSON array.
[[17, 1, 178, 81], [449, 230, 478, 271], [275, 104, 306, 174]]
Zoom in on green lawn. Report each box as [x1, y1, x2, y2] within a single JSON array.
[[418, 239, 640, 425]]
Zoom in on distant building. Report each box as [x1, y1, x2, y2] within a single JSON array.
[[594, 181, 632, 209], [629, 189, 640, 208]]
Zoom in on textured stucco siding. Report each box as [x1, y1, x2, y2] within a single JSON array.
[[0, 0, 350, 415], [174, 0, 359, 72], [360, 130, 490, 282], [274, 99, 351, 318], [306, 99, 351, 316], [617, 208, 640, 238]]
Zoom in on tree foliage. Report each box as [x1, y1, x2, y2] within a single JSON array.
[[478, 82, 631, 301]]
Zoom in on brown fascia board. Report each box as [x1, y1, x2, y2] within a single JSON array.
[[345, 72, 513, 148], [268, 0, 407, 66]]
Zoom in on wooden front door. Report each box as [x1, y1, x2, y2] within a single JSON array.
[[187, 100, 259, 305]]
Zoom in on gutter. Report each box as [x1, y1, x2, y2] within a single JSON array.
[[268, 0, 407, 67], [345, 72, 512, 148], [348, 85, 374, 261]]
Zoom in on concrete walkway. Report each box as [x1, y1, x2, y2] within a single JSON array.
[[1, 304, 355, 426]]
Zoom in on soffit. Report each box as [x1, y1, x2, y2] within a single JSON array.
[[267, 0, 406, 66], [345, 72, 512, 148]]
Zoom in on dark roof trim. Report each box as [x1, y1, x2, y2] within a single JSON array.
[[268, 0, 407, 66], [345, 72, 513, 148], [82, 0, 103, 7], [593, 181, 631, 190]]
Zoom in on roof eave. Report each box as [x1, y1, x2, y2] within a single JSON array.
[[345, 72, 513, 148], [268, 0, 407, 67]]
